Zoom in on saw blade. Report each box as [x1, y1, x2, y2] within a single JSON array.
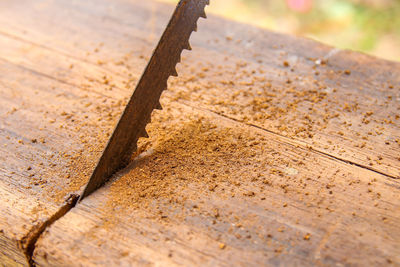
[[79, 0, 209, 201]]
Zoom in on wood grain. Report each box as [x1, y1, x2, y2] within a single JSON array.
[[34, 103, 400, 266], [0, 0, 398, 266], [0, 0, 148, 263], [1, 0, 399, 177]]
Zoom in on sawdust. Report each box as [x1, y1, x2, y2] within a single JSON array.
[[97, 110, 331, 255], [33, 86, 128, 204], [169, 49, 400, 174], [106, 112, 272, 212], [2, 3, 399, 265], [53, 100, 126, 203], [91, 100, 397, 253]]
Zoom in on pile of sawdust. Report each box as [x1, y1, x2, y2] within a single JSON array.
[[106, 113, 270, 212]]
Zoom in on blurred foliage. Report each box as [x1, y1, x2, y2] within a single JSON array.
[[159, 0, 400, 61]]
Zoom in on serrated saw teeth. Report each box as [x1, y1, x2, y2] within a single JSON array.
[[155, 102, 163, 110], [199, 10, 207, 18], [171, 68, 178, 77], [139, 130, 149, 138], [146, 116, 151, 124], [79, 0, 210, 201], [184, 41, 192, 51]]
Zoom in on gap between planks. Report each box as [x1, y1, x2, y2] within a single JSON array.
[[180, 100, 400, 181], [0, 56, 115, 100], [0, 29, 128, 78]]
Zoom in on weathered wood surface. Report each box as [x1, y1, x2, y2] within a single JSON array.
[[0, 0, 399, 266], [35, 104, 400, 266], [0, 0, 138, 264]]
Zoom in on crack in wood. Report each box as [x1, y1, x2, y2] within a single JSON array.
[[24, 194, 79, 267]]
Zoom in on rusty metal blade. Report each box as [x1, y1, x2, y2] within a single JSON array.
[[79, 0, 209, 201]]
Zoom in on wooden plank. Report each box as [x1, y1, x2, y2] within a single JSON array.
[[1, 0, 399, 179], [33, 103, 400, 266], [0, 1, 180, 264], [0, 0, 178, 263], [0, 180, 70, 267], [0, 0, 398, 265], [0, 0, 147, 263], [0, 46, 104, 265]]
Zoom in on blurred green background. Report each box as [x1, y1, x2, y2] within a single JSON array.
[[159, 0, 400, 62]]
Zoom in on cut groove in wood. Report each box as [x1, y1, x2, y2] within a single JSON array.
[[25, 195, 79, 266]]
